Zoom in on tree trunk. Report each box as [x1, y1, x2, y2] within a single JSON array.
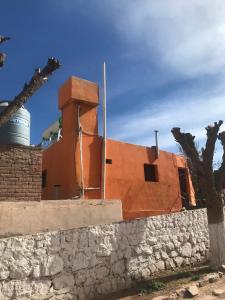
[[207, 203, 225, 269]]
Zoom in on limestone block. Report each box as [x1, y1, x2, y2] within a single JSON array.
[[161, 251, 168, 259], [73, 252, 90, 272], [135, 244, 153, 255], [32, 279, 51, 295], [1, 281, 15, 299], [156, 260, 165, 271], [14, 280, 33, 299], [95, 266, 109, 280], [165, 259, 176, 270], [0, 241, 6, 256], [10, 257, 31, 279], [112, 260, 125, 275], [186, 285, 199, 297], [149, 263, 157, 273], [0, 262, 9, 280], [42, 255, 64, 276], [203, 273, 220, 283], [147, 237, 157, 246], [32, 263, 41, 278], [174, 257, 183, 267], [166, 243, 174, 252], [170, 251, 178, 258], [53, 273, 75, 290], [180, 242, 192, 257]]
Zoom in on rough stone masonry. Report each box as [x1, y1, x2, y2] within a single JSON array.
[[0, 144, 42, 201], [0, 209, 209, 299]]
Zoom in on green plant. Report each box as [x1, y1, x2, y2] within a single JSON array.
[[190, 273, 200, 281], [140, 281, 165, 294]]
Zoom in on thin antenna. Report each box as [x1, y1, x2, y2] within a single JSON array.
[[154, 130, 159, 159], [101, 62, 107, 201]]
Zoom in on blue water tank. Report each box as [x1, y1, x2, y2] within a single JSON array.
[[0, 102, 30, 146]]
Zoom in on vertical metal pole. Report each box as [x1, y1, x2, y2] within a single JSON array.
[[78, 105, 84, 199], [101, 62, 107, 200], [154, 130, 159, 159]]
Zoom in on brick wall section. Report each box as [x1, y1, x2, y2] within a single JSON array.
[[0, 144, 42, 201]]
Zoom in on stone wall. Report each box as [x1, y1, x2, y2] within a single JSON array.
[[0, 209, 209, 300], [0, 144, 42, 201]]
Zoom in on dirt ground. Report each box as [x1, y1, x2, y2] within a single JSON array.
[[116, 277, 225, 299], [107, 266, 225, 300]]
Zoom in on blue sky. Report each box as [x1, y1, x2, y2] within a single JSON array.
[[1, 0, 225, 157]]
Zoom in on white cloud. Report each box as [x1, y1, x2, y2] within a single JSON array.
[[102, 0, 225, 163], [56, 0, 225, 163], [108, 0, 225, 78], [108, 89, 225, 154]]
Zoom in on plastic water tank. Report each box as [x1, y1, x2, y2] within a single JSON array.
[[0, 102, 30, 146]]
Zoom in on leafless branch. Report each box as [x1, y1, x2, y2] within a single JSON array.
[[0, 57, 60, 128], [200, 121, 223, 201], [171, 127, 203, 174], [171, 127, 208, 206], [0, 35, 10, 68], [216, 131, 225, 190], [202, 121, 223, 165], [0, 53, 6, 67], [0, 36, 10, 45]]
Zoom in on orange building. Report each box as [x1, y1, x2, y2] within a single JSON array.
[[42, 76, 195, 220]]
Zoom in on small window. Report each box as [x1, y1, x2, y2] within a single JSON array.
[[42, 170, 47, 188], [106, 158, 112, 164], [144, 164, 158, 182]]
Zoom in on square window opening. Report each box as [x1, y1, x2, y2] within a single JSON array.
[[106, 158, 112, 164], [144, 164, 158, 182]]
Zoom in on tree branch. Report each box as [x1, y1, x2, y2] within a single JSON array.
[[0, 36, 10, 45], [171, 127, 203, 172], [0, 36, 10, 68], [171, 127, 207, 202], [201, 121, 223, 196], [0, 53, 6, 67], [216, 131, 225, 190], [0, 57, 60, 128], [202, 121, 223, 164]]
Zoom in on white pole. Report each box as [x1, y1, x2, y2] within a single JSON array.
[[154, 130, 159, 158], [78, 105, 84, 199], [101, 62, 107, 200]]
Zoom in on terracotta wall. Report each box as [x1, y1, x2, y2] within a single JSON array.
[[42, 76, 99, 200], [82, 137, 195, 219], [42, 76, 195, 220], [0, 144, 42, 201]]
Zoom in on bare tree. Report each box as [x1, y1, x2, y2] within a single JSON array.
[[172, 121, 225, 269], [0, 35, 10, 67], [0, 34, 60, 128]]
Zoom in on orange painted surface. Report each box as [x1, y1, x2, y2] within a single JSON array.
[[59, 76, 99, 110], [42, 76, 196, 220]]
